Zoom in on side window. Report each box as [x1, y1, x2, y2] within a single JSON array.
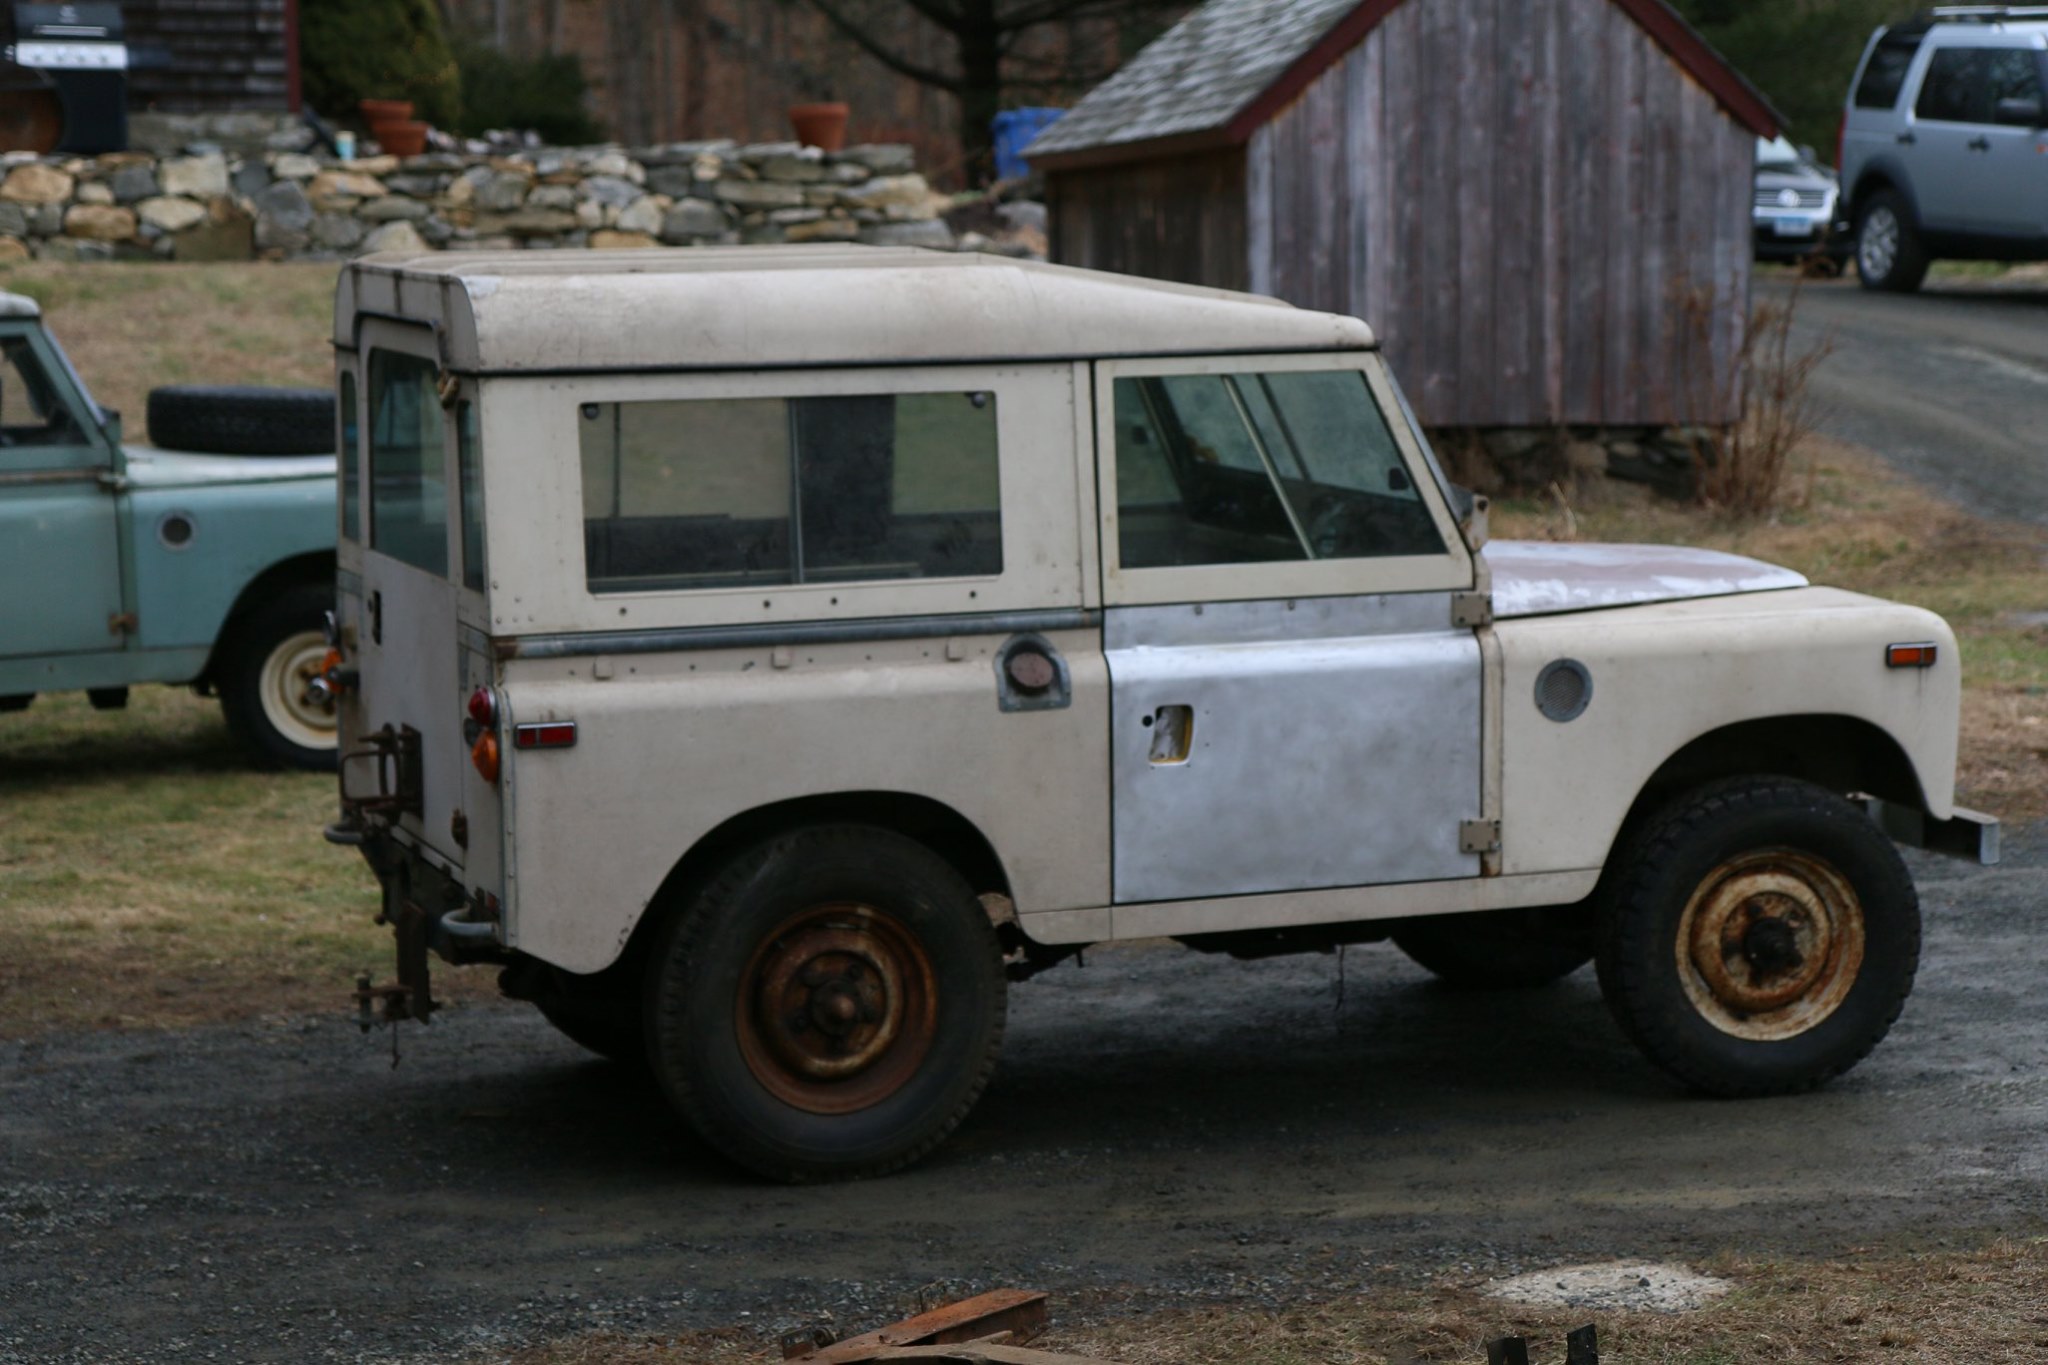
[[0, 336, 86, 449], [1855, 39, 1920, 110], [339, 371, 360, 542], [367, 349, 448, 577], [457, 400, 484, 591], [1113, 371, 1444, 571], [579, 389, 1001, 594], [1986, 49, 2045, 109], [1916, 48, 1991, 124]]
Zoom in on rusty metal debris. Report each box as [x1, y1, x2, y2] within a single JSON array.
[[779, 1289, 1095, 1364]]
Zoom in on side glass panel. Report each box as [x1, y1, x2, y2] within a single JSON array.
[[1916, 49, 1989, 124], [367, 349, 448, 577], [579, 390, 1001, 593], [1114, 371, 1444, 570], [339, 371, 360, 542], [457, 400, 484, 591], [1856, 39, 1919, 110], [0, 335, 90, 452]]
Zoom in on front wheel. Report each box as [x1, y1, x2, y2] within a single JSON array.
[[217, 583, 338, 771], [644, 825, 1007, 1181], [1596, 777, 1919, 1097]]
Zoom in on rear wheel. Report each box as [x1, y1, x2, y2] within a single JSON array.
[[1596, 777, 1919, 1097], [645, 825, 1006, 1181], [217, 583, 338, 771], [1854, 190, 1928, 293], [1391, 905, 1592, 989]]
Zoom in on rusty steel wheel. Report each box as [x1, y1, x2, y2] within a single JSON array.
[[1597, 777, 1919, 1098], [736, 903, 938, 1115], [645, 825, 1007, 1182]]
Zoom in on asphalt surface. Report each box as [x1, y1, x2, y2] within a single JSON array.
[[1765, 272, 2048, 523], [3, 830, 2044, 1363]]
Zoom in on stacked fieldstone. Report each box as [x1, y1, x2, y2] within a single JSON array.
[[0, 139, 969, 263]]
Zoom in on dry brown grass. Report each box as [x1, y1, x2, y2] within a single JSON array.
[[497, 1238, 2048, 1364], [1494, 436, 2048, 821]]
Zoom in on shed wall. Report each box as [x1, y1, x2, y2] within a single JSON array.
[[1233, 0, 1751, 428], [1047, 149, 1250, 294]]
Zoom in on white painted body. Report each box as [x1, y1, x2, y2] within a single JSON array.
[[331, 248, 1970, 979]]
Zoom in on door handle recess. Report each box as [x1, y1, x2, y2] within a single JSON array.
[[1145, 705, 1194, 765], [1968, 135, 1991, 152], [1896, 131, 1917, 145]]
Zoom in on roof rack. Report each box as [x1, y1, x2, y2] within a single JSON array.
[[1923, 5, 2048, 21]]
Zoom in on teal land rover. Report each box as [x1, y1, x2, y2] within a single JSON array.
[[0, 289, 339, 769]]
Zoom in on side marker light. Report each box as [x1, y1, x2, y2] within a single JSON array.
[[1886, 643, 1938, 669]]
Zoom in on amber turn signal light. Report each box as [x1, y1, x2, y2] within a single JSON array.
[[1886, 643, 1938, 669], [470, 730, 500, 783]]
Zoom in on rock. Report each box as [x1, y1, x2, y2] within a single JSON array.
[[737, 140, 803, 162], [75, 182, 114, 205], [30, 202, 63, 234], [477, 170, 531, 212], [739, 222, 786, 245], [1565, 440, 1608, 476], [159, 153, 230, 199], [837, 174, 931, 211], [310, 212, 365, 250], [265, 125, 317, 153], [63, 204, 137, 240], [826, 162, 872, 185], [838, 143, 916, 174], [443, 167, 488, 207], [109, 164, 159, 203], [0, 202, 26, 237], [580, 150, 641, 181], [357, 196, 430, 222], [36, 236, 111, 261], [173, 199, 255, 261], [418, 215, 454, 245], [574, 199, 605, 229], [756, 152, 826, 183], [614, 196, 664, 235], [350, 155, 401, 176], [483, 208, 578, 237], [578, 175, 642, 207], [803, 186, 842, 208], [444, 234, 518, 252], [527, 184, 576, 211], [1, 164, 74, 204], [858, 219, 955, 249], [638, 139, 734, 164], [590, 229, 658, 249], [231, 159, 271, 199], [644, 165, 697, 199], [308, 169, 387, 208], [255, 178, 314, 231], [383, 173, 443, 197], [785, 217, 860, 244], [402, 153, 465, 173], [715, 179, 805, 210], [269, 153, 320, 181], [997, 200, 1047, 233], [359, 220, 429, 255], [660, 198, 728, 242], [770, 207, 825, 225], [0, 236, 26, 261], [137, 196, 208, 233]]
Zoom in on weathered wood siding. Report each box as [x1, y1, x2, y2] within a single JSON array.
[[1240, 0, 1752, 427], [1049, 150, 1250, 293]]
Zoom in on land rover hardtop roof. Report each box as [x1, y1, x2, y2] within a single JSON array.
[[334, 246, 1378, 375]]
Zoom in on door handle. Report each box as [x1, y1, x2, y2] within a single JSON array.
[[1968, 135, 1992, 151], [1896, 131, 1917, 145], [369, 589, 383, 646]]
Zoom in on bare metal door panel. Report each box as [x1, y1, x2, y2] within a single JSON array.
[[1107, 595, 1481, 904]]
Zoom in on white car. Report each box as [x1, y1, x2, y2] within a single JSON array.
[[325, 247, 1994, 1181]]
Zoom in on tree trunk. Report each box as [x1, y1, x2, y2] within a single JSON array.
[[955, 0, 1003, 185]]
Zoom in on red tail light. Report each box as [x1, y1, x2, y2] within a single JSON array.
[[1835, 111, 1846, 175], [513, 721, 577, 750], [467, 685, 498, 726]]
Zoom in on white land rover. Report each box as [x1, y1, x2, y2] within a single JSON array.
[[327, 247, 1995, 1181]]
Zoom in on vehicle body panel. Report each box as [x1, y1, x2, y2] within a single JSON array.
[[1484, 540, 1808, 617]]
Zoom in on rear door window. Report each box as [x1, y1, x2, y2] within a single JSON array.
[[1916, 48, 1992, 124], [579, 389, 1001, 593], [1856, 38, 1920, 110], [367, 349, 448, 577]]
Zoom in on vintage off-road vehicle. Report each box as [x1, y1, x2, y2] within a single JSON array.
[[0, 289, 339, 768], [330, 247, 1995, 1180]]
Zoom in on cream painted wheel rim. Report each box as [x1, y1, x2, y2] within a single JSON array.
[[1676, 848, 1865, 1041], [258, 629, 338, 753]]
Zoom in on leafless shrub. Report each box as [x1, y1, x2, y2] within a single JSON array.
[[1677, 272, 1835, 518]]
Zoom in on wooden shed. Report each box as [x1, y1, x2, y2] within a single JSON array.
[[1027, 0, 1781, 430]]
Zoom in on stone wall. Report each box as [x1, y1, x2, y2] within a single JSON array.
[[0, 138, 974, 264]]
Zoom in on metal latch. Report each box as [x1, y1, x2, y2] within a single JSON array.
[[1452, 592, 1493, 628], [107, 611, 138, 636], [1460, 819, 1502, 855]]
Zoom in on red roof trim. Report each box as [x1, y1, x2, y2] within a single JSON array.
[[1222, 0, 1405, 144]]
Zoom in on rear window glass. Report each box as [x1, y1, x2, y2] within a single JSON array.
[[457, 399, 483, 592], [1855, 38, 1919, 110], [339, 371, 359, 542], [579, 390, 1001, 593], [368, 350, 447, 577]]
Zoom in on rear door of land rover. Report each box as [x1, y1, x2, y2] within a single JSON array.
[[348, 320, 473, 869]]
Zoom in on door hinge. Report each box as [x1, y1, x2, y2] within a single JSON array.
[[96, 469, 129, 493], [1452, 592, 1493, 628], [108, 611, 138, 636], [1459, 819, 1502, 855]]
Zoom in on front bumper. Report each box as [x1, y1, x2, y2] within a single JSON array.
[[1863, 797, 2001, 866]]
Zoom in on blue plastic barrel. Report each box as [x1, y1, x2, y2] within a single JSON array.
[[991, 107, 1066, 180]]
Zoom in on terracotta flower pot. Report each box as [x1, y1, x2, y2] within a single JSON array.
[[372, 120, 428, 157], [789, 102, 849, 152], [359, 98, 414, 125]]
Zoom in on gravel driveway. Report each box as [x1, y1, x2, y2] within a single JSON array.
[[3, 829, 2043, 1363]]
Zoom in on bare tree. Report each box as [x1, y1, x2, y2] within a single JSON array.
[[786, 0, 1184, 180]]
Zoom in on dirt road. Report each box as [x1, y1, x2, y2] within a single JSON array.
[[1767, 273, 2048, 524], [3, 829, 2043, 1363]]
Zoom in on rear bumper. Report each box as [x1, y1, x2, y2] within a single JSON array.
[[1863, 797, 2000, 866]]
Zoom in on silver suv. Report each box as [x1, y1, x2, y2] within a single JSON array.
[[1841, 6, 2048, 291]]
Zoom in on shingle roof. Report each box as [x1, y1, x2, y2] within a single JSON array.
[[1028, 0, 1781, 167], [1027, 0, 1361, 160]]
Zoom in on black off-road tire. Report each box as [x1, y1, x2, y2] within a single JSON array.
[[1595, 777, 1919, 1097], [147, 385, 335, 456], [1391, 905, 1593, 989], [644, 825, 1007, 1182], [1854, 190, 1929, 294], [217, 583, 338, 771]]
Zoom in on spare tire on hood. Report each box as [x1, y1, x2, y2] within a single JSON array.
[[146, 385, 335, 456]]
